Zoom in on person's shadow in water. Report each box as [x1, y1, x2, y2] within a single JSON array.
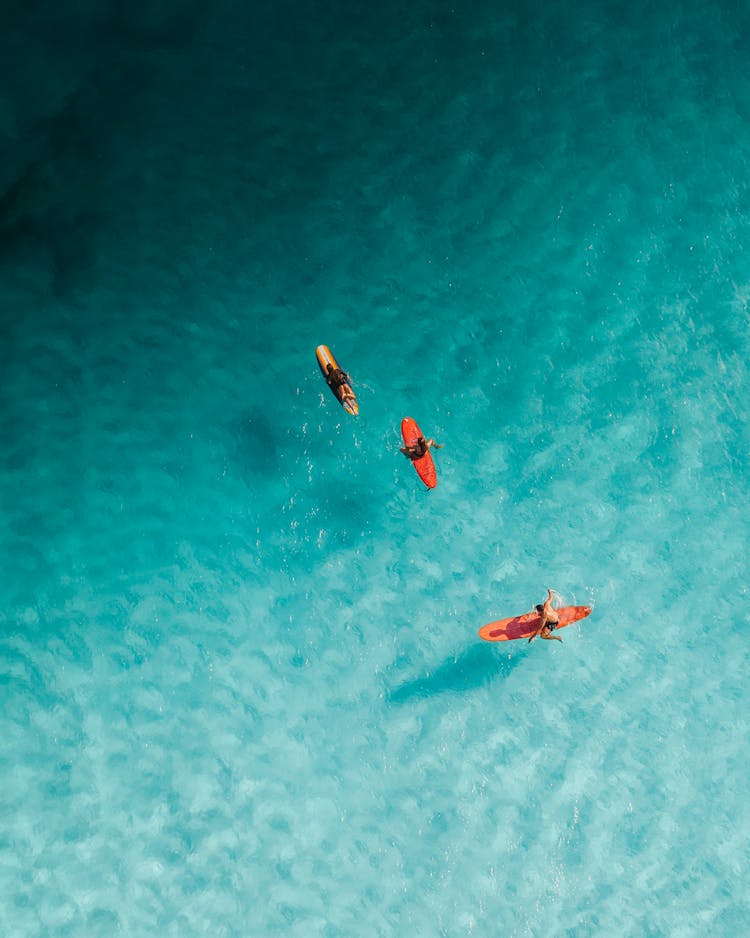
[[387, 643, 522, 705], [233, 409, 290, 477]]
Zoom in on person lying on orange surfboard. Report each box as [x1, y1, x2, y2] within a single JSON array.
[[400, 435, 442, 461], [325, 363, 356, 408], [528, 589, 562, 643]]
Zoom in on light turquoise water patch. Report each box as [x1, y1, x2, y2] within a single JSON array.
[[1, 1, 749, 935]]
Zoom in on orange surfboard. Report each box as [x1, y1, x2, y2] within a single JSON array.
[[479, 605, 592, 642], [401, 417, 437, 489], [316, 345, 359, 415]]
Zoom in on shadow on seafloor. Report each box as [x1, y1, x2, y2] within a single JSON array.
[[387, 642, 523, 704]]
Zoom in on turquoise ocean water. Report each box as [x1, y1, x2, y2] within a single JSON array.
[[2, 1, 749, 934]]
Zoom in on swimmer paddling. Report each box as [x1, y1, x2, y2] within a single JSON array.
[[316, 346, 359, 415], [324, 362, 357, 410]]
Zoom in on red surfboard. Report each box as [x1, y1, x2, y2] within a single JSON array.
[[478, 605, 592, 642], [401, 417, 437, 489]]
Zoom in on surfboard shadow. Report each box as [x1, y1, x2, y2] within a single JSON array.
[[387, 644, 521, 705]]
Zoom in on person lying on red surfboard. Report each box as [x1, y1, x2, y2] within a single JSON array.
[[325, 363, 356, 407], [400, 435, 442, 461], [528, 589, 562, 643]]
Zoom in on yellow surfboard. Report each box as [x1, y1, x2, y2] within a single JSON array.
[[316, 345, 359, 415]]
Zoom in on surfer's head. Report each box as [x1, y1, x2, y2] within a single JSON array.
[[535, 604, 544, 613]]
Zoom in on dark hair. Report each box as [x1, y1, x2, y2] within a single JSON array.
[[535, 604, 544, 613]]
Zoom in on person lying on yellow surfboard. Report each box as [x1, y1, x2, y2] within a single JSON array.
[[324, 363, 356, 409]]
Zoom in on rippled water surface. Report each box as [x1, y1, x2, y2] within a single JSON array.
[[1, 1, 749, 934]]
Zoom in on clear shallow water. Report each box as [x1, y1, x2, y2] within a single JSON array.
[[1, 1, 749, 935]]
